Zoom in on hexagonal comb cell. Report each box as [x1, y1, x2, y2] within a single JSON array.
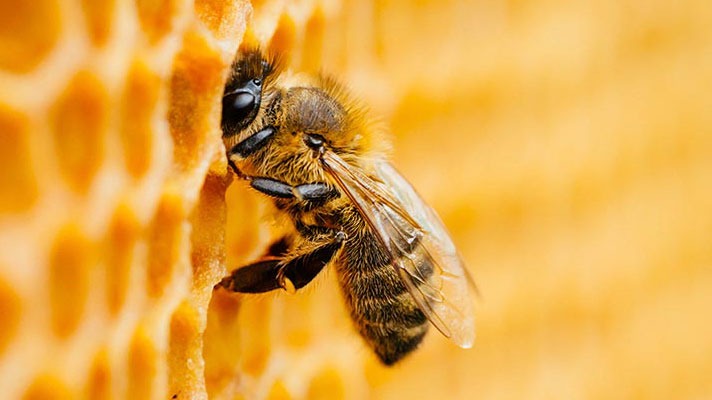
[[135, 0, 183, 44], [50, 71, 108, 195], [22, 374, 71, 400], [81, 0, 115, 47], [0, 275, 21, 357], [146, 192, 186, 298], [105, 204, 141, 315], [120, 60, 161, 179], [0, 0, 61, 73], [49, 225, 93, 339], [127, 328, 158, 399], [0, 105, 38, 214], [85, 349, 112, 400]]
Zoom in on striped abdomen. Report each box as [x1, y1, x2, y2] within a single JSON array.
[[336, 225, 434, 365]]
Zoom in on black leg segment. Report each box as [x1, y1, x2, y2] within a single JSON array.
[[251, 177, 294, 198], [217, 232, 346, 294], [229, 126, 275, 159], [278, 232, 346, 291], [294, 183, 339, 202], [266, 236, 290, 257], [216, 258, 282, 293]]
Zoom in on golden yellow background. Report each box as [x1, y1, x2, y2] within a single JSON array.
[[0, 0, 710, 399]]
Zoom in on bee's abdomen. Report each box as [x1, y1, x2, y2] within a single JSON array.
[[338, 230, 434, 365], [361, 322, 428, 366]]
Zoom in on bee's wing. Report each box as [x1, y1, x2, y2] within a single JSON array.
[[322, 151, 476, 348]]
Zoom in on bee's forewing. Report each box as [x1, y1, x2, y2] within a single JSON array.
[[376, 162, 476, 348], [322, 152, 476, 348]]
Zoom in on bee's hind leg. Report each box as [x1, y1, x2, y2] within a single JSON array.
[[217, 258, 283, 293], [265, 236, 290, 257], [216, 231, 346, 294], [276, 231, 346, 293]]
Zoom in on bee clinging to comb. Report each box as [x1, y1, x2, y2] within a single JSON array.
[[216, 47, 476, 365]]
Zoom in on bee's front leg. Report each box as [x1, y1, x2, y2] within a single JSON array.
[[216, 231, 346, 294], [229, 126, 275, 160], [226, 126, 276, 180]]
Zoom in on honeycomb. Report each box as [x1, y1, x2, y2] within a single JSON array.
[[1, 0, 712, 399]]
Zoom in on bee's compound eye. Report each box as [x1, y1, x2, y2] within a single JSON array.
[[222, 90, 257, 125], [225, 91, 255, 116]]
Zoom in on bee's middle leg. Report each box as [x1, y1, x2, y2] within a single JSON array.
[[216, 231, 346, 294], [276, 231, 346, 293], [249, 178, 339, 203]]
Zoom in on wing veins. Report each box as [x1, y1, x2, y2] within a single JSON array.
[[321, 151, 474, 346]]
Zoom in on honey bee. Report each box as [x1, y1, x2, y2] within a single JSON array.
[[217, 47, 476, 365]]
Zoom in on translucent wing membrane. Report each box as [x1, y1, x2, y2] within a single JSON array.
[[322, 152, 476, 348]]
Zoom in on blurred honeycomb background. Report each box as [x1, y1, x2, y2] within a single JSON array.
[[1, 0, 711, 399]]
